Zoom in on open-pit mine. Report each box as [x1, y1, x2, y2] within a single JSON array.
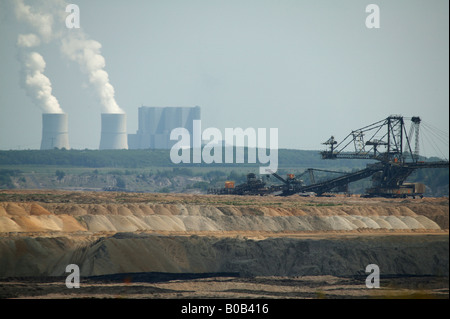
[[0, 190, 448, 299]]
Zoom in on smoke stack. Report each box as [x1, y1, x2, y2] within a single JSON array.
[[99, 113, 128, 150], [40, 113, 70, 150]]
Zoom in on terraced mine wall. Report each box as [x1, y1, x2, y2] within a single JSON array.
[[0, 195, 448, 278], [0, 232, 448, 278]]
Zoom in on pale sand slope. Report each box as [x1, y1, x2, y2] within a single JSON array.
[[0, 199, 447, 233]]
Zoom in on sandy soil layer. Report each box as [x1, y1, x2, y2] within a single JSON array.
[[0, 191, 448, 233]]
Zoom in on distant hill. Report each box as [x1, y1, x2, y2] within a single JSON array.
[[0, 148, 374, 169], [0, 148, 447, 196]]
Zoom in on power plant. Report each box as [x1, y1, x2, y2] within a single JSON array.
[[40, 113, 70, 150], [128, 106, 201, 149], [99, 113, 129, 150], [37, 106, 200, 150]]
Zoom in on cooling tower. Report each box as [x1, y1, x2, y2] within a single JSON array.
[[99, 113, 128, 150], [40, 113, 70, 150]]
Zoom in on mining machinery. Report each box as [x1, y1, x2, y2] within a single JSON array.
[[207, 173, 273, 195], [208, 171, 305, 196], [321, 116, 421, 162], [266, 170, 304, 196], [363, 160, 449, 198], [208, 115, 448, 198], [319, 115, 448, 198]]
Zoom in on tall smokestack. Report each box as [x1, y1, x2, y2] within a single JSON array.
[[40, 113, 70, 150], [99, 113, 128, 150]]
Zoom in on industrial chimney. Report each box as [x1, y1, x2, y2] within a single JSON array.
[[99, 113, 128, 150], [40, 113, 70, 150]]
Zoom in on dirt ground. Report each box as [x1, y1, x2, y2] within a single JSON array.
[[1, 274, 448, 299]]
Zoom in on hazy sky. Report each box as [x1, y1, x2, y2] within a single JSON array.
[[0, 0, 448, 157]]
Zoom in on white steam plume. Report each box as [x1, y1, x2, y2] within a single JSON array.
[[14, 0, 63, 114], [13, 0, 123, 114], [18, 49, 63, 114], [60, 33, 124, 114], [14, 0, 55, 43], [17, 33, 41, 48]]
